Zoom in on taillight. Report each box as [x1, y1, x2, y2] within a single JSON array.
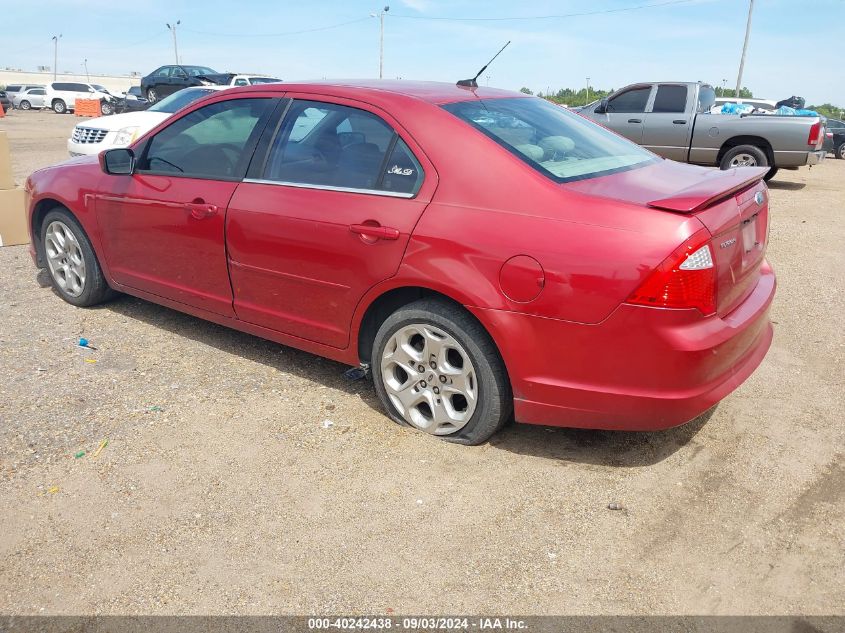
[[626, 230, 716, 315], [808, 121, 822, 147]]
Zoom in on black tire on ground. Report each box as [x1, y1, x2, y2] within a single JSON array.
[[100, 101, 113, 116], [371, 298, 512, 445], [763, 167, 779, 181], [719, 144, 768, 170], [836, 143, 845, 160], [146, 88, 157, 103], [52, 99, 66, 114], [39, 208, 117, 307], [19, 100, 31, 110]]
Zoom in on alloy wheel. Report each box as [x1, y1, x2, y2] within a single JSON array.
[[44, 220, 86, 297], [20, 101, 31, 110], [729, 153, 758, 167], [380, 324, 478, 435]]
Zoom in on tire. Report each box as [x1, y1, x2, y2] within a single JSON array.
[[371, 298, 512, 445], [52, 99, 66, 114], [763, 167, 779, 181], [40, 209, 116, 307], [100, 101, 113, 116], [836, 143, 845, 160], [146, 88, 157, 103], [720, 144, 768, 170], [19, 100, 31, 111]]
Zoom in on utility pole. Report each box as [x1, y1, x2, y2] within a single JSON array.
[[586, 77, 590, 105], [166, 20, 181, 65], [735, 0, 754, 98], [375, 6, 389, 78], [51, 34, 61, 81]]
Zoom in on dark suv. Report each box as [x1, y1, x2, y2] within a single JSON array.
[[140, 65, 221, 103], [824, 119, 845, 159]]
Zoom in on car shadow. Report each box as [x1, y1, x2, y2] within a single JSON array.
[[767, 180, 806, 191], [489, 409, 713, 468], [93, 293, 709, 467]]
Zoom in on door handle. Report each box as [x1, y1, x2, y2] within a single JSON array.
[[627, 118, 642, 123], [350, 223, 400, 241], [184, 201, 218, 220], [673, 119, 687, 124]]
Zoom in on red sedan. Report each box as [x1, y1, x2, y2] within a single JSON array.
[[25, 81, 775, 444]]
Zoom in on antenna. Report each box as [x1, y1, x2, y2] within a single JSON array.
[[457, 41, 511, 88]]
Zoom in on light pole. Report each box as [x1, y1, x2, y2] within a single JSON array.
[[83, 58, 90, 82], [371, 6, 389, 79], [586, 77, 590, 105], [166, 20, 181, 65], [52, 34, 62, 81], [735, 0, 754, 99]]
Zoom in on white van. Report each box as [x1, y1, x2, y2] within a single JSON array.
[[44, 82, 111, 114]]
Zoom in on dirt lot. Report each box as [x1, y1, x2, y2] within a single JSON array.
[[0, 111, 842, 615]]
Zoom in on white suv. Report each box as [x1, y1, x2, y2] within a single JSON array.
[[45, 81, 111, 114]]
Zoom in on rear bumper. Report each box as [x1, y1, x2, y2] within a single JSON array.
[[471, 261, 776, 431], [773, 149, 826, 167]]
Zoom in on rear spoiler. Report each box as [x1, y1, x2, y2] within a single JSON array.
[[647, 166, 768, 213]]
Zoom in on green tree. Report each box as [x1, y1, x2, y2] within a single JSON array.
[[808, 103, 843, 120], [519, 87, 533, 95], [714, 87, 754, 99]]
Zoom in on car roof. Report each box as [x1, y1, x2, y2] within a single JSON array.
[[226, 80, 526, 105]]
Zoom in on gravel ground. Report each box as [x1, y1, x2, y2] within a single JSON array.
[[0, 111, 843, 615]]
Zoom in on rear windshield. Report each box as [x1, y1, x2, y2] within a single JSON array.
[[149, 88, 216, 113], [443, 97, 657, 183]]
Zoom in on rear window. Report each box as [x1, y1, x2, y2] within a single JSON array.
[[6, 85, 22, 92], [443, 97, 657, 183]]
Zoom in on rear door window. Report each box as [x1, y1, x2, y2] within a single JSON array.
[[652, 85, 688, 113], [262, 100, 423, 195]]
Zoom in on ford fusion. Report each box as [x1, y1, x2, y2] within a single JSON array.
[[25, 81, 775, 444]]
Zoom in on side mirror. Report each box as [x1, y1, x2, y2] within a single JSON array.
[[595, 98, 609, 114], [101, 148, 135, 175]]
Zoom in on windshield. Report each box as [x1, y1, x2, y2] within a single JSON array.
[[148, 88, 216, 113], [249, 77, 281, 85], [443, 97, 657, 183], [183, 66, 217, 76]]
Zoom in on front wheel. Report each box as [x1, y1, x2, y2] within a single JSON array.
[[836, 143, 845, 160], [40, 209, 116, 307], [720, 144, 768, 170], [372, 298, 512, 445], [146, 88, 157, 103], [100, 101, 113, 116], [19, 100, 31, 110], [52, 99, 66, 114]]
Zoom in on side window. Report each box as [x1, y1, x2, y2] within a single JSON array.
[[263, 100, 403, 192], [608, 87, 651, 113], [139, 98, 272, 179], [381, 138, 423, 195], [652, 85, 688, 113], [233, 78, 248, 87], [7, 85, 21, 92], [31, 89, 46, 95], [155, 67, 171, 77], [72, 83, 90, 92]]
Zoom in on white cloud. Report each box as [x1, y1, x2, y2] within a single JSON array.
[[399, 0, 431, 13]]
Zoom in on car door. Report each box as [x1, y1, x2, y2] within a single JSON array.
[[28, 89, 46, 108], [641, 83, 692, 161], [602, 85, 652, 144], [226, 96, 437, 348], [95, 95, 278, 316]]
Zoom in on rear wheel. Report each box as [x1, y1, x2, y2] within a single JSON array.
[[836, 143, 845, 160], [40, 209, 116, 307], [720, 144, 768, 170], [146, 88, 157, 103], [52, 99, 66, 114], [19, 100, 31, 111], [372, 298, 512, 445], [763, 167, 779, 181]]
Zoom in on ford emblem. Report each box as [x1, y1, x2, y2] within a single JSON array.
[[755, 191, 765, 205]]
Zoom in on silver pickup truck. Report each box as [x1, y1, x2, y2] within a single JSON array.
[[579, 82, 826, 180]]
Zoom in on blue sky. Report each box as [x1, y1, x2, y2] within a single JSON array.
[[6, 0, 844, 105]]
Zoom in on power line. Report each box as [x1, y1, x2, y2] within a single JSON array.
[[180, 16, 371, 38], [390, 0, 715, 22]]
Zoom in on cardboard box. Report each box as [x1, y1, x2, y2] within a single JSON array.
[[0, 131, 15, 190], [0, 188, 29, 246]]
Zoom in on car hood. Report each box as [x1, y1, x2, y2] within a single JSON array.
[[196, 73, 236, 85], [74, 110, 170, 132]]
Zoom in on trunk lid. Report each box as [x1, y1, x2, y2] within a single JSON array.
[[565, 160, 770, 316]]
